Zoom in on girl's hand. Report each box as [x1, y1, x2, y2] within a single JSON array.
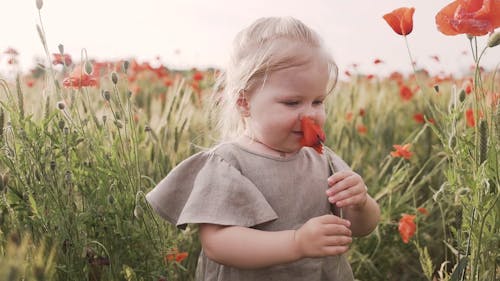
[[326, 170, 368, 209], [293, 214, 352, 258]]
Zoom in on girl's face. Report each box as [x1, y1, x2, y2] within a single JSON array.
[[242, 44, 330, 155]]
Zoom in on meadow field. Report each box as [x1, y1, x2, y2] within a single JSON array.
[[0, 2, 499, 281]]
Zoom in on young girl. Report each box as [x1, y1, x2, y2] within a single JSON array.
[[146, 17, 380, 280]]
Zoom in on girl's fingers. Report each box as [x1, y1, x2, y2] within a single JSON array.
[[327, 170, 351, 185], [328, 186, 366, 206]]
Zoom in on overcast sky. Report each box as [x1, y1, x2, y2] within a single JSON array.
[[1, 0, 499, 78]]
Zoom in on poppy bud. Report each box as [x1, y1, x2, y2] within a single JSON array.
[[50, 160, 56, 171], [107, 195, 115, 204], [36, 0, 43, 10], [114, 120, 123, 129], [111, 72, 118, 85], [133, 205, 144, 219], [102, 90, 111, 101], [58, 44, 64, 55], [85, 60, 93, 75], [58, 120, 65, 130], [123, 61, 129, 73], [65, 170, 72, 184], [459, 89, 466, 102], [487, 32, 500, 48], [433, 85, 439, 93]]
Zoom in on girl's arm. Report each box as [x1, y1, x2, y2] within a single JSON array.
[[199, 214, 352, 269], [339, 195, 380, 237]]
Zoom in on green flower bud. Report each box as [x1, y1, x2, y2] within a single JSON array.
[[487, 32, 500, 48], [85, 60, 93, 75], [133, 205, 144, 219]]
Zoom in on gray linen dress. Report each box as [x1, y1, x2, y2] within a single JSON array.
[[146, 142, 355, 280]]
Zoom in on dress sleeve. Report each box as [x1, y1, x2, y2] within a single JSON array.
[[145, 151, 278, 229]]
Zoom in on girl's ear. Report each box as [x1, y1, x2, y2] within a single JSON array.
[[236, 91, 250, 117]]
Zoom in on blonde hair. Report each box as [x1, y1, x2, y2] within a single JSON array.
[[213, 17, 338, 141]]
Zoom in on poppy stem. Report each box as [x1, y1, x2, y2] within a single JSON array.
[[324, 146, 343, 219]]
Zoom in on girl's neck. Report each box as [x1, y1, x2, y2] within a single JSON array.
[[238, 134, 297, 158]]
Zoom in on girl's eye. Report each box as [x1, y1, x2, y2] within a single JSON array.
[[282, 101, 299, 106], [313, 100, 324, 105]]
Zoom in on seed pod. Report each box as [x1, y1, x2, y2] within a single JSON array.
[[57, 101, 65, 110]]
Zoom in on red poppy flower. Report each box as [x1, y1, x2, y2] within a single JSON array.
[[3, 47, 18, 55], [399, 85, 414, 101], [52, 53, 72, 66], [300, 116, 326, 154], [383, 7, 415, 36], [373, 58, 383, 64], [165, 249, 189, 263], [398, 214, 416, 243], [357, 124, 368, 134], [436, 0, 500, 36], [193, 71, 204, 81], [466, 108, 476, 127], [63, 73, 98, 89], [413, 113, 425, 124], [391, 144, 412, 159], [417, 207, 429, 216]]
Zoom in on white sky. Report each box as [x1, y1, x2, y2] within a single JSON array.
[[1, 0, 499, 78]]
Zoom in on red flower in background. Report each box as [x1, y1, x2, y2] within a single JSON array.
[[52, 53, 72, 66], [300, 116, 326, 154], [399, 85, 414, 101], [164, 249, 188, 263], [63, 74, 98, 89], [413, 113, 425, 124], [357, 124, 368, 134], [399, 214, 416, 243], [436, 0, 500, 36], [466, 108, 476, 127], [391, 144, 413, 159], [383, 7, 415, 36]]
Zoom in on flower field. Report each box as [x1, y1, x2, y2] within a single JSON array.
[[0, 1, 498, 280]]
